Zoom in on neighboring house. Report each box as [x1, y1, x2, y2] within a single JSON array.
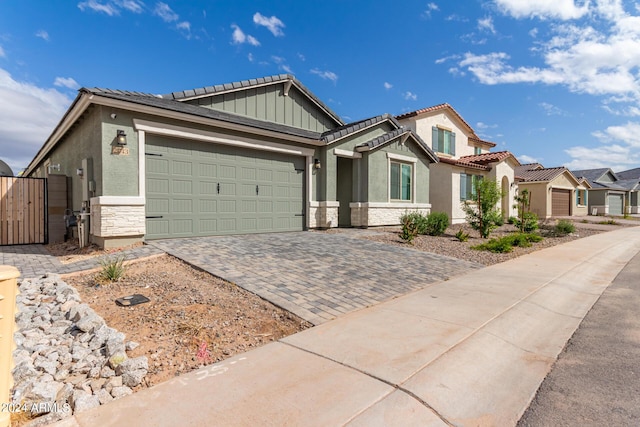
[[25, 74, 437, 248], [396, 103, 519, 223], [615, 168, 640, 214], [515, 164, 590, 218], [0, 159, 13, 177], [571, 168, 633, 215]]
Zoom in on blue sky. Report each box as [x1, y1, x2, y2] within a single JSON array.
[[2, 0, 640, 174]]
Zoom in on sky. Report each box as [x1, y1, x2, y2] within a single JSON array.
[[2, 0, 640, 175]]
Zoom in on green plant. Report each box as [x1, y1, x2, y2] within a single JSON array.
[[424, 211, 449, 236], [99, 254, 127, 282], [472, 233, 542, 253], [555, 219, 576, 236], [455, 228, 470, 242], [461, 179, 504, 238], [513, 189, 539, 233], [598, 218, 618, 225], [507, 216, 517, 224], [399, 211, 422, 243]]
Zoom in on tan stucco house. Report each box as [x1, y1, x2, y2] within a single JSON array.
[[397, 103, 519, 223], [515, 164, 590, 218]]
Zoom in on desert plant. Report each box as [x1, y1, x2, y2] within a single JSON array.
[[555, 219, 576, 236], [597, 217, 618, 225], [424, 211, 449, 236], [462, 179, 503, 238], [399, 211, 423, 243], [472, 233, 542, 253], [98, 254, 127, 282], [455, 228, 470, 242], [513, 189, 539, 233]]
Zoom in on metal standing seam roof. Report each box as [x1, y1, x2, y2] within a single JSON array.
[[321, 114, 400, 143], [160, 74, 345, 127], [514, 163, 544, 176], [83, 88, 323, 140], [355, 128, 438, 163], [518, 166, 572, 183]]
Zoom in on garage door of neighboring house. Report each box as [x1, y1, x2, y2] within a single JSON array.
[[145, 136, 305, 240], [551, 189, 571, 216], [608, 193, 624, 215]]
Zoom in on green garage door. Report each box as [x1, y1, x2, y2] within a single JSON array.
[[608, 193, 623, 215], [145, 135, 305, 239]]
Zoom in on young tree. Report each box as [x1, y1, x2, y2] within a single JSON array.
[[513, 189, 539, 233], [462, 179, 503, 238]]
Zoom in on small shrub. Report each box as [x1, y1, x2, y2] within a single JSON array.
[[513, 211, 539, 233], [399, 211, 422, 244], [495, 215, 505, 227], [424, 212, 449, 236], [472, 233, 542, 253], [508, 216, 517, 225], [99, 254, 126, 282], [598, 218, 618, 225], [555, 219, 576, 236], [455, 228, 470, 242]]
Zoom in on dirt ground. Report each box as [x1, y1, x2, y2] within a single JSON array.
[[58, 254, 311, 389]]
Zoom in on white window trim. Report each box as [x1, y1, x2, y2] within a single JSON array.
[[387, 153, 416, 202]]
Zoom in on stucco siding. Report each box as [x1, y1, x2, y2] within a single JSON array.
[[399, 112, 477, 158]]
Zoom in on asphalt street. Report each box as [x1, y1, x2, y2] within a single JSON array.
[[518, 250, 640, 426]]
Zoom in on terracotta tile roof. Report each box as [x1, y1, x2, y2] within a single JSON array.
[[395, 103, 479, 138], [458, 150, 520, 166], [515, 163, 544, 176], [438, 156, 490, 171], [468, 136, 497, 148]]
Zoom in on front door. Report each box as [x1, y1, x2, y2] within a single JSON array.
[[336, 157, 353, 227]]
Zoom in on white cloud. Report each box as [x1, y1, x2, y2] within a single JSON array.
[[78, 0, 119, 16], [403, 91, 418, 101], [78, 0, 144, 15], [297, 53, 306, 61], [253, 12, 285, 37], [53, 77, 80, 90], [35, 30, 50, 41], [310, 68, 338, 83], [231, 25, 260, 46], [539, 102, 568, 116], [565, 121, 640, 170], [529, 27, 539, 38], [476, 122, 498, 129], [154, 2, 178, 22], [384, 82, 393, 90], [592, 122, 640, 147], [478, 16, 496, 34], [281, 64, 293, 74], [518, 154, 540, 164], [423, 2, 439, 18], [493, 0, 590, 20], [247, 53, 254, 62], [0, 68, 73, 173], [0, 46, 5, 58]]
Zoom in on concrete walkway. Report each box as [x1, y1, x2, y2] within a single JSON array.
[[518, 248, 640, 426], [0, 245, 164, 278], [54, 226, 640, 427], [149, 232, 482, 325]]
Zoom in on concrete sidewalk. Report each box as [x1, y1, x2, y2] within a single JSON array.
[[55, 227, 640, 427]]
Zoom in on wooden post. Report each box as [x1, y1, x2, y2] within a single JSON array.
[[0, 266, 19, 427]]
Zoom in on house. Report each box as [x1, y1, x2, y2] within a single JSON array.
[[515, 164, 590, 218], [571, 168, 634, 215], [615, 168, 640, 214], [24, 74, 437, 248], [396, 103, 519, 223]]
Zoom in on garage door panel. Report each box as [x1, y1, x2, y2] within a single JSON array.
[[608, 194, 623, 215], [172, 161, 192, 176], [552, 189, 571, 216], [145, 135, 304, 240]]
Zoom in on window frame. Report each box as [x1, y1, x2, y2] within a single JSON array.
[[460, 173, 483, 201], [387, 153, 417, 203], [432, 126, 456, 156]]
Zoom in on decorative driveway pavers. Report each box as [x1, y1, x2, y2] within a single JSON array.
[[149, 231, 484, 325], [0, 244, 164, 278]]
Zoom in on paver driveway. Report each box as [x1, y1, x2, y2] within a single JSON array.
[[149, 231, 483, 325]]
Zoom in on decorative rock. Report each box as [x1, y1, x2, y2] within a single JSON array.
[[110, 386, 133, 399], [125, 341, 140, 351], [13, 275, 143, 418], [70, 390, 100, 413]]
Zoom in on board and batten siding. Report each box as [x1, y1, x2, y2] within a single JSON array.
[[186, 85, 336, 133]]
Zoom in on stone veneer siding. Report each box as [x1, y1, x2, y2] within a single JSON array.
[[90, 197, 145, 247], [350, 203, 431, 227], [309, 201, 339, 228]]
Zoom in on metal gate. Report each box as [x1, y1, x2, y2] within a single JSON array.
[[0, 177, 47, 245]]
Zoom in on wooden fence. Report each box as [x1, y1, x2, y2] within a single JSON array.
[[0, 177, 47, 245]]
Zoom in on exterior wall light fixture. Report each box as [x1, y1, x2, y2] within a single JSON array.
[[116, 130, 127, 145], [314, 158, 321, 169], [76, 168, 84, 177]]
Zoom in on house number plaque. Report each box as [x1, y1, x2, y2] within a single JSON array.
[[111, 146, 130, 155]]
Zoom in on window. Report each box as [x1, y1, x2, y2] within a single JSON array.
[[432, 127, 456, 155], [576, 189, 587, 205], [474, 147, 482, 155], [390, 162, 412, 201], [460, 173, 483, 201]]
